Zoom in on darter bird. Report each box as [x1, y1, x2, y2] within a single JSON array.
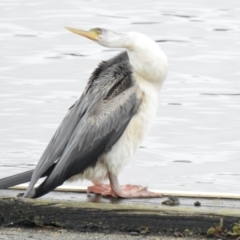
[[0, 27, 168, 198]]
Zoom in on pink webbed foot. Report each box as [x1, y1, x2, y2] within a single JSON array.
[[87, 183, 118, 197], [87, 182, 162, 198], [117, 184, 162, 198], [108, 173, 162, 198], [105, 184, 162, 198]]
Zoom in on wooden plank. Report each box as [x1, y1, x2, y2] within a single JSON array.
[[0, 189, 240, 237]]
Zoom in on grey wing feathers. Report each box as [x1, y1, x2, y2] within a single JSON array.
[[22, 51, 139, 198], [32, 86, 139, 198], [85, 51, 128, 93], [0, 163, 57, 189], [0, 170, 33, 189], [0, 51, 129, 193]]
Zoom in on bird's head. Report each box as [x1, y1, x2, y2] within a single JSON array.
[[65, 27, 127, 48], [65, 27, 168, 85]]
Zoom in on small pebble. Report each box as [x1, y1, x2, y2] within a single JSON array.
[[194, 201, 201, 207], [140, 230, 148, 235], [17, 193, 24, 197], [58, 229, 68, 233], [173, 231, 184, 237], [129, 231, 139, 236], [162, 196, 180, 206]]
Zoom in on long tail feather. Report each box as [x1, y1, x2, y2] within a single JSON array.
[[0, 170, 33, 189], [0, 163, 57, 190]]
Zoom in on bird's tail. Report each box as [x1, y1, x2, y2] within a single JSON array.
[[0, 170, 33, 189], [0, 163, 57, 190]]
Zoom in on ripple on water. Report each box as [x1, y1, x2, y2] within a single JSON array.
[[0, 0, 240, 193]]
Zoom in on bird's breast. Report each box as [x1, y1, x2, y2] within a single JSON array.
[[104, 74, 159, 175]]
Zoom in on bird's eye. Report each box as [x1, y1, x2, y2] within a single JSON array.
[[90, 28, 102, 35]]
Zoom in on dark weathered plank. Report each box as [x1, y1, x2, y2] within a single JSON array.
[[0, 189, 239, 237]]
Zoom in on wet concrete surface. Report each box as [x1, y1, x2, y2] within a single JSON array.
[[0, 227, 209, 240], [1, 189, 239, 240]]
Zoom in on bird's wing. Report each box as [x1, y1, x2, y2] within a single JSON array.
[[31, 84, 139, 198], [23, 52, 128, 196], [24, 57, 140, 198], [0, 52, 129, 191]]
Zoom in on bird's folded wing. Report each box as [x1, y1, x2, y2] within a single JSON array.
[[26, 86, 139, 198], [23, 52, 129, 197], [0, 52, 132, 195]]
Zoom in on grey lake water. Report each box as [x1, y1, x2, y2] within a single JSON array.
[[0, 0, 240, 194]]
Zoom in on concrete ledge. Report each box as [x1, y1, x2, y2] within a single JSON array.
[[0, 189, 239, 237]]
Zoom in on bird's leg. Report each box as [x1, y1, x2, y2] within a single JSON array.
[[102, 172, 162, 198]]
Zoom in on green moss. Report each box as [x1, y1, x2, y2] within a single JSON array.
[[33, 216, 44, 226], [207, 220, 240, 238], [51, 221, 63, 227], [183, 229, 192, 236]]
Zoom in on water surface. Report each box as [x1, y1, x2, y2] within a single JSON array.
[[0, 0, 240, 193]]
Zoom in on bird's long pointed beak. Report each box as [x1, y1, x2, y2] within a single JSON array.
[[65, 27, 99, 41]]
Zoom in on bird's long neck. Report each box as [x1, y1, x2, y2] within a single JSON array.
[[98, 30, 168, 88], [124, 33, 168, 89]]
